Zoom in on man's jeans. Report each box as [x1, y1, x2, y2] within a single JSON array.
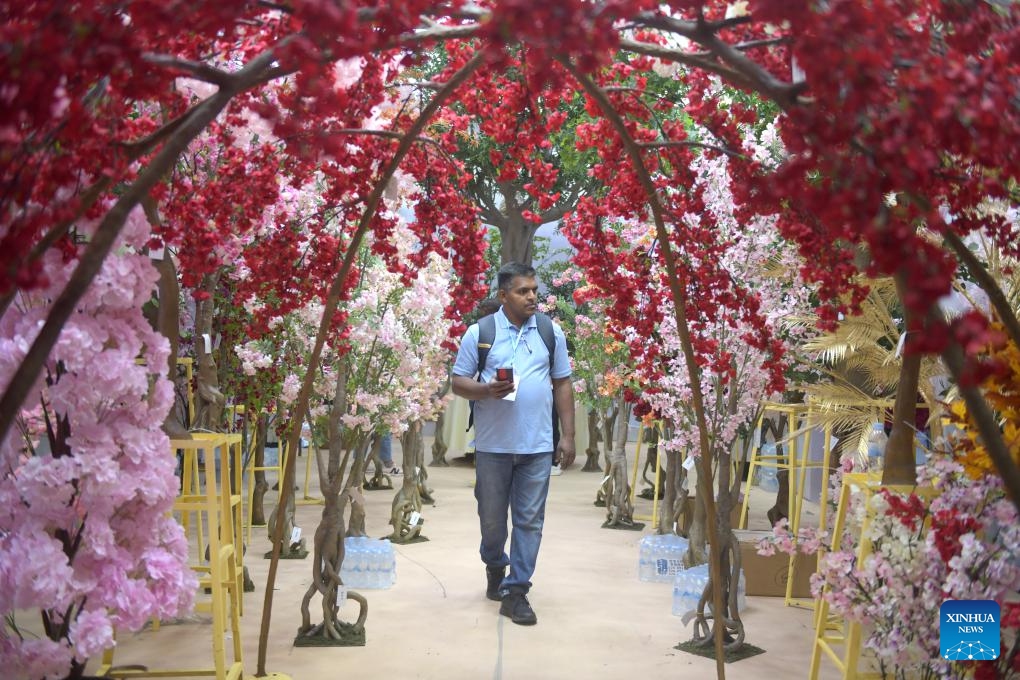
[[474, 451, 553, 595]]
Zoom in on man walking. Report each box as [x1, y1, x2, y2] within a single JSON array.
[[452, 262, 575, 626]]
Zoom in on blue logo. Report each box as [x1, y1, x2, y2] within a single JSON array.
[[940, 600, 1000, 661]]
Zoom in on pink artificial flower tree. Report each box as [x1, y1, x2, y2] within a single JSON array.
[[0, 205, 195, 679]]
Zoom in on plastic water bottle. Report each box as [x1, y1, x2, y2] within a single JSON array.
[[381, 541, 396, 587], [638, 536, 655, 581], [867, 422, 887, 470], [340, 537, 361, 587], [364, 540, 375, 587]]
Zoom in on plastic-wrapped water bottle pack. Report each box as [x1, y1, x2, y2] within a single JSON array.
[[671, 564, 746, 619], [637, 533, 690, 583], [339, 536, 396, 589]]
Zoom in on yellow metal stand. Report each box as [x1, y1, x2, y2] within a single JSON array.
[[97, 436, 245, 680], [192, 432, 246, 615], [809, 472, 887, 679], [741, 401, 837, 609], [244, 420, 286, 546], [629, 421, 663, 523], [296, 438, 323, 506]]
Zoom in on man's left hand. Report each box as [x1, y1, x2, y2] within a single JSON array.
[[554, 439, 575, 469]]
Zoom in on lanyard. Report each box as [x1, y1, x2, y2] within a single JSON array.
[[506, 320, 528, 365]]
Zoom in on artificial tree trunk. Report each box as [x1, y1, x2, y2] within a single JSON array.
[[602, 400, 639, 529], [364, 432, 395, 492], [883, 273, 923, 485], [250, 413, 270, 527], [413, 422, 435, 506], [430, 408, 449, 467], [193, 272, 226, 432], [638, 426, 662, 499], [581, 408, 602, 471], [141, 197, 190, 438], [388, 421, 428, 543], [297, 375, 368, 646], [691, 438, 745, 652], [761, 415, 789, 527], [497, 200, 541, 266], [267, 432, 306, 559], [658, 426, 688, 536], [429, 379, 452, 467], [593, 400, 619, 507]]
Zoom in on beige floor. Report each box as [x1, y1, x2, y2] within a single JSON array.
[[90, 445, 842, 680]]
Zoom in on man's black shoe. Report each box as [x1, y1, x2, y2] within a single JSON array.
[[499, 591, 537, 625], [485, 566, 505, 601]]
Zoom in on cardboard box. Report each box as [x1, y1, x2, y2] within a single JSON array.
[[734, 529, 815, 599]]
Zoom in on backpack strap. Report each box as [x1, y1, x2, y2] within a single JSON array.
[[535, 313, 560, 450], [467, 314, 496, 431], [476, 314, 496, 380], [535, 312, 555, 368]]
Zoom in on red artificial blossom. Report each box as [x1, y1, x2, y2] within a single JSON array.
[[563, 55, 788, 411], [3, 2, 1013, 395]]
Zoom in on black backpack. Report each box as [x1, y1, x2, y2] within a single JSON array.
[[467, 312, 560, 448]]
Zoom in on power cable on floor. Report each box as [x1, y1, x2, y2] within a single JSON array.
[[391, 545, 447, 598]]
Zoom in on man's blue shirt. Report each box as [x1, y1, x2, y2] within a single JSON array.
[[452, 308, 571, 454]]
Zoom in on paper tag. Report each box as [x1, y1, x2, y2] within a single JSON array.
[[895, 332, 906, 359], [203, 333, 212, 354], [409, 511, 422, 526], [150, 246, 165, 261], [683, 456, 696, 471], [337, 586, 347, 605], [290, 526, 302, 544]]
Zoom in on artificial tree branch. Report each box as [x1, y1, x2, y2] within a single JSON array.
[[942, 229, 1020, 352], [623, 13, 805, 110], [619, 38, 756, 93], [689, 37, 789, 56], [639, 140, 745, 159], [141, 54, 234, 86], [633, 10, 753, 36], [536, 198, 576, 225], [562, 58, 728, 679], [0, 175, 115, 320], [324, 127, 456, 161], [0, 62, 268, 444], [882, 271, 923, 485], [692, 25, 804, 110], [255, 47, 485, 677], [940, 333, 1020, 512]]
